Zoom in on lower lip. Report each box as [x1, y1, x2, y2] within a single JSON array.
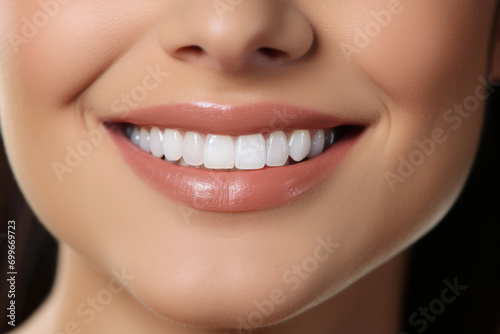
[[109, 128, 361, 212]]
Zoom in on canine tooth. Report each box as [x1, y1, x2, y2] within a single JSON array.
[[163, 129, 184, 161], [308, 129, 325, 159], [204, 135, 235, 169], [139, 127, 150, 152], [149, 127, 164, 158], [131, 127, 140, 146], [183, 131, 205, 166], [288, 130, 311, 162], [266, 131, 289, 167], [235, 134, 266, 170]]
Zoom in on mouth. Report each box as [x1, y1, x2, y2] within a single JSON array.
[[104, 103, 367, 212]]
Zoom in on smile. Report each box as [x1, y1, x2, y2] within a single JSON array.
[[125, 125, 338, 170], [104, 103, 366, 212]]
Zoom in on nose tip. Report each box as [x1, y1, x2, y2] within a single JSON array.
[[158, 1, 314, 71]]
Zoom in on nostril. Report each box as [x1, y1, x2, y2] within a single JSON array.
[[258, 47, 288, 60], [176, 45, 205, 57]]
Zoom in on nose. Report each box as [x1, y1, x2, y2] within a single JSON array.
[[158, 1, 314, 71]]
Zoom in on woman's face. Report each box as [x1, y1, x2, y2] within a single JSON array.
[[0, 0, 496, 329]]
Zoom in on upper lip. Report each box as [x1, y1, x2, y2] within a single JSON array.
[[101, 102, 371, 134]]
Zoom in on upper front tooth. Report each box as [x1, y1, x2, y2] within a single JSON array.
[[163, 129, 184, 161], [235, 134, 266, 170], [183, 131, 205, 166], [266, 131, 289, 167], [204, 134, 235, 169], [149, 127, 164, 158], [139, 127, 150, 152], [288, 130, 311, 162], [131, 126, 329, 168], [308, 129, 325, 159]]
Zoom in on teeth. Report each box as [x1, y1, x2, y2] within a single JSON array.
[[183, 131, 205, 166], [324, 128, 336, 150], [308, 129, 325, 159], [139, 128, 150, 152], [266, 131, 289, 167], [235, 134, 266, 170], [149, 127, 164, 158], [288, 130, 311, 162], [163, 129, 184, 161], [127, 125, 338, 171], [131, 127, 140, 146], [204, 135, 235, 169]]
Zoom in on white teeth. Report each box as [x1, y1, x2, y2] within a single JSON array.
[[266, 131, 289, 167], [127, 126, 337, 170], [131, 127, 140, 146], [204, 135, 235, 169], [288, 130, 311, 162], [308, 129, 325, 159], [235, 134, 266, 170], [139, 128, 150, 152], [149, 127, 164, 158], [182, 131, 205, 166], [163, 129, 184, 161], [324, 128, 335, 150]]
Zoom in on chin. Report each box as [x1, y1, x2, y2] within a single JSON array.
[[107, 220, 346, 330]]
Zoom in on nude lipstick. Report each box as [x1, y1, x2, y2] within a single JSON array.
[[104, 103, 365, 211]]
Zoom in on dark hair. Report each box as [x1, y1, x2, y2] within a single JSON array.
[[0, 140, 58, 332]]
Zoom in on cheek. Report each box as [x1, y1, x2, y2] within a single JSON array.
[[0, 1, 162, 105], [353, 2, 490, 233], [0, 1, 159, 269], [306, 0, 491, 260], [337, 2, 491, 99]]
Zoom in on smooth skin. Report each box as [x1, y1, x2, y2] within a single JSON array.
[[1, 1, 500, 333]]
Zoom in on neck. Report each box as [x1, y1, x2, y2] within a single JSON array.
[[19, 244, 408, 334]]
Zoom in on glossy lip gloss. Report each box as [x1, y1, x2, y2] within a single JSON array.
[[104, 103, 367, 212]]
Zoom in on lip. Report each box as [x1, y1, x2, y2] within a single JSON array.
[[104, 103, 365, 212], [103, 102, 369, 134]]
